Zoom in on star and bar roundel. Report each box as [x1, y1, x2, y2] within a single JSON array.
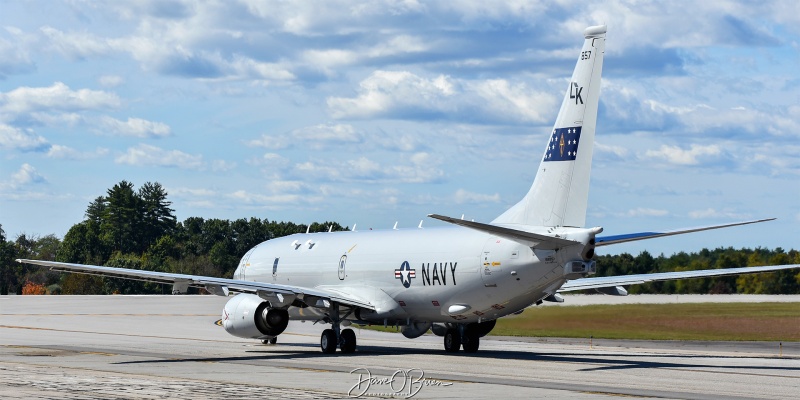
[[395, 261, 416, 288], [544, 126, 582, 162]]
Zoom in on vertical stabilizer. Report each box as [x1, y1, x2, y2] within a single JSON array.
[[493, 25, 606, 228]]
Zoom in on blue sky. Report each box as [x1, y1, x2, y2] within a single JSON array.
[[1, 0, 798, 256]]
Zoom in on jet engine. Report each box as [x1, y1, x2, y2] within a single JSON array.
[[222, 293, 289, 339]]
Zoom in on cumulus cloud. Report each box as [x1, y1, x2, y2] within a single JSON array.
[[644, 144, 722, 166], [0, 124, 49, 152], [115, 143, 203, 169], [11, 163, 46, 186], [453, 189, 501, 204], [0, 163, 47, 191], [688, 208, 751, 220], [46, 145, 109, 160], [247, 124, 363, 151], [292, 152, 444, 184], [95, 116, 171, 138], [624, 208, 669, 217], [327, 71, 557, 124], [0, 82, 120, 116], [0, 34, 36, 78]]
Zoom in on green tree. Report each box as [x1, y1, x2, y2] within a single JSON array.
[[0, 224, 18, 295], [138, 182, 177, 251], [102, 180, 140, 254]]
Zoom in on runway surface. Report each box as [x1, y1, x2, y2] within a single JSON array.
[[1, 295, 798, 399]]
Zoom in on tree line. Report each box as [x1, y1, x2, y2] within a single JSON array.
[[0, 181, 345, 295], [1, 180, 798, 295]]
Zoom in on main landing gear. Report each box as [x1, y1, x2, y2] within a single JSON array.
[[442, 321, 495, 353], [444, 326, 480, 353], [319, 302, 357, 354]]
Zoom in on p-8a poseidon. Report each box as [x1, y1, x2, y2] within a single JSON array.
[[18, 25, 799, 354]]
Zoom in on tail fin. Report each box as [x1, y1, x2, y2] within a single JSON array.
[[493, 25, 606, 228]]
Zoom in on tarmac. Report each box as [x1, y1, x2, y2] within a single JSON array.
[[1, 295, 798, 399]]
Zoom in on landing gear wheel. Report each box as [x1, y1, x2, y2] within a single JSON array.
[[261, 337, 278, 345], [444, 329, 461, 353], [321, 329, 337, 354], [462, 332, 480, 353], [340, 328, 357, 353]]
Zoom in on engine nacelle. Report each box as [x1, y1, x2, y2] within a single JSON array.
[[222, 293, 289, 339]]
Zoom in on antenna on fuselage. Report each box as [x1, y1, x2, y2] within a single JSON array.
[[393, 221, 398, 230], [418, 220, 423, 228], [328, 225, 332, 232], [352, 224, 357, 232], [305, 224, 310, 234]]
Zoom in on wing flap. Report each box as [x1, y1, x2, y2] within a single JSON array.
[[16, 259, 375, 310], [428, 214, 579, 249], [559, 264, 800, 292]]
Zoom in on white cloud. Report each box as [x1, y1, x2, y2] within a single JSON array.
[[453, 189, 501, 205], [0, 34, 35, 78], [10, 163, 46, 187], [624, 208, 669, 217], [246, 134, 291, 150], [0, 82, 120, 116], [40, 26, 115, 60], [96, 116, 171, 138], [115, 144, 203, 169], [211, 159, 237, 172], [644, 144, 721, 166], [327, 71, 557, 124], [595, 142, 630, 159], [688, 208, 751, 220], [46, 145, 109, 160], [0, 124, 49, 152], [291, 123, 362, 148], [292, 153, 444, 184]]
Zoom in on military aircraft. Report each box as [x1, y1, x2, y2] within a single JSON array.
[[17, 25, 799, 354]]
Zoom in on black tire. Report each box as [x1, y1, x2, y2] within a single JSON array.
[[321, 329, 337, 354], [269, 337, 278, 345], [462, 332, 480, 353], [444, 329, 461, 353], [340, 328, 357, 353]]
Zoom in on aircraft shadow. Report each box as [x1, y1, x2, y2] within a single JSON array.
[[114, 342, 800, 373]]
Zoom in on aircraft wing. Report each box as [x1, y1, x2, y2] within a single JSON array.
[[559, 264, 800, 292], [595, 218, 775, 246], [428, 214, 579, 249], [15, 259, 376, 310]]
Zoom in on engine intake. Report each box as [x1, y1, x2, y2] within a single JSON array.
[[222, 293, 289, 339]]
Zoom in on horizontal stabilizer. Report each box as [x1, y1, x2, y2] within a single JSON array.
[[596, 218, 775, 246], [559, 264, 800, 292], [428, 214, 579, 249]]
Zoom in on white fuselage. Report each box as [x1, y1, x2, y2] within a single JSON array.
[[232, 226, 587, 324]]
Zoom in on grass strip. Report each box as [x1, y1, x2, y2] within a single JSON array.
[[359, 303, 800, 341], [491, 302, 800, 341]]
